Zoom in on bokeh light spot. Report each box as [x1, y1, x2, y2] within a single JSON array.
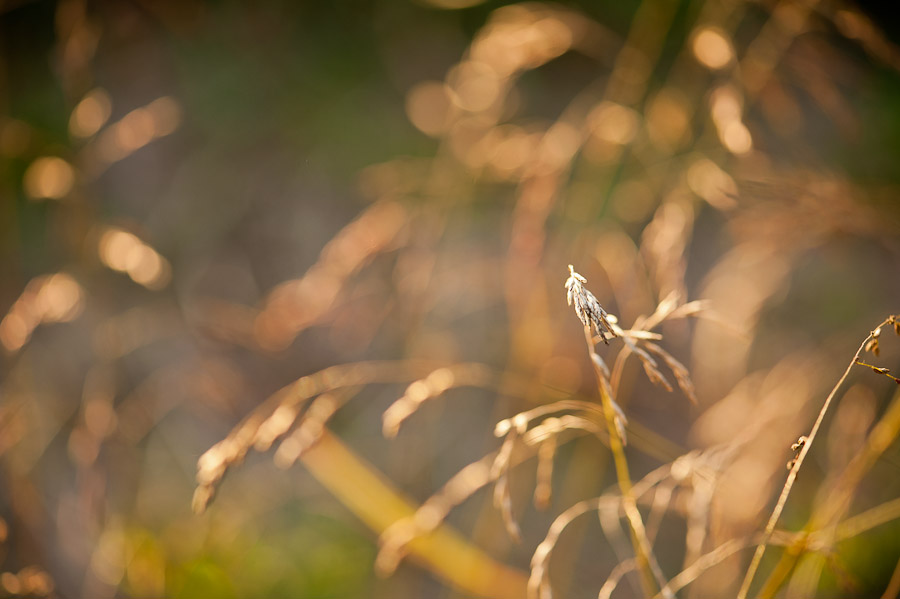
[[721, 121, 753, 154], [405, 81, 455, 137], [23, 157, 75, 200], [36, 273, 84, 322], [0, 313, 29, 352], [69, 88, 112, 138], [588, 102, 640, 145], [98, 227, 172, 289], [448, 61, 501, 113], [692, 27, 733, 70]]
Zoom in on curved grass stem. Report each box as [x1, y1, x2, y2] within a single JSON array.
[[584, 326, 671, 598], [736, 316, 897, 599]]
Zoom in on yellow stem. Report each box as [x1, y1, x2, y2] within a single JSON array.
[[739, 316, 897, 599], [300, 429, 528, 599], [585, 326, 666, 598]]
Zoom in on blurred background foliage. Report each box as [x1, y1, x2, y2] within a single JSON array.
[[1, 0, 900, 598]]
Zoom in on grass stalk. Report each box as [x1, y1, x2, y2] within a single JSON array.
[[758, 355, 900, 597], [583, 325, 669, 598], [302, 429, 529, 598], [737, 316, 897, 599]]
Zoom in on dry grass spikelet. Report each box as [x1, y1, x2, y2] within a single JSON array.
[[376, 454, 498, 575], [492, 419, 526, 542], [382, 364, 493, 438], [643, 341, 699, 405], [565, 265, 616, 344], [864, 326, 881, 356], [192, 360, 442, 514]]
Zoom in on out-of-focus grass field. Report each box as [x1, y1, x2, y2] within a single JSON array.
[[2, 1, 900, 598]]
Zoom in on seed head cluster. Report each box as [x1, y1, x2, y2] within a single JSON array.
[[565, 265, 616, 344]]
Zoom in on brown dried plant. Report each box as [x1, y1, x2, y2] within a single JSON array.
[[738, 315, 900, 599], [373, 267, 708, 597], [524, 268, 706, 599], [187, 267, 900, 599], [6, 1, 900, 598], [566, 265, 617, 345]]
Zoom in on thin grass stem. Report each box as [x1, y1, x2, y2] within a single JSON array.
[[736, 316, 897, 599], [584, 325, 671, 598]]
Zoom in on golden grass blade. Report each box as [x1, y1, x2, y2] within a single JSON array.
[[193, 360, 444, 514], [383, 364, 493, 438], [301, 429, 528, 599], [529, 497, 619, 599], [835, 497, 900, 542], [274, 390, 350, 468], [377, 453, 498, 575], [645, 479, 675, 543], [534, 431, 558, 510], [759, 381, 900, 597], [598, 558, 637, 599], [882, 556, 900, 599], [737, 315, 898, 599], [492, 425, 524, 542], [253, 200, 408, 351], [567, 264, 672, 597], [652, 537, 751, 599], [643, 341, 699, 405]]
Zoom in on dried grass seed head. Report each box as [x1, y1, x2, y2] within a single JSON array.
[[864, 327, 881, 356], [565, 265, 616, 344]]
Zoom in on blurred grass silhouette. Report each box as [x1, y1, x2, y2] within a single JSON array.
[[2, 1, 900, 598]]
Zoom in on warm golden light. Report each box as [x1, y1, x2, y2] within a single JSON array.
[[35, 273, 84, 322], [0, 273, 85, 352], [146, 96, 181, 137], [3, 6, 898, 599], [90, 524, 128, 585], [588, 101, 640, 145], [69, 88, 112, 138], [531, 17, 573, 62], [447, 60, 502, 113], [114, 107, 156, 152], [92, 96, 182, 168], [99, 229, 142, 272], [406, 81, 455, 137], [0, 572, 20, 595], [0, 312, 29, 352], [254, 201, 407, 350], [686, 158, 738, 209], [84, 397, 118, 438], [128, 247, 170, 289], [709, 85, 742, 125], [447, 116, 493, 167], [470, 9, 573, 77], [646, 89, 690, 151], [720, 120, 753, 154], [709, 86, 753, 155], [538, 122, 580, 169], [23, 156, 75, 200], [487, 126, 538, 177], [98, 227, 172, 289], [692, 27, 733, 70]]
